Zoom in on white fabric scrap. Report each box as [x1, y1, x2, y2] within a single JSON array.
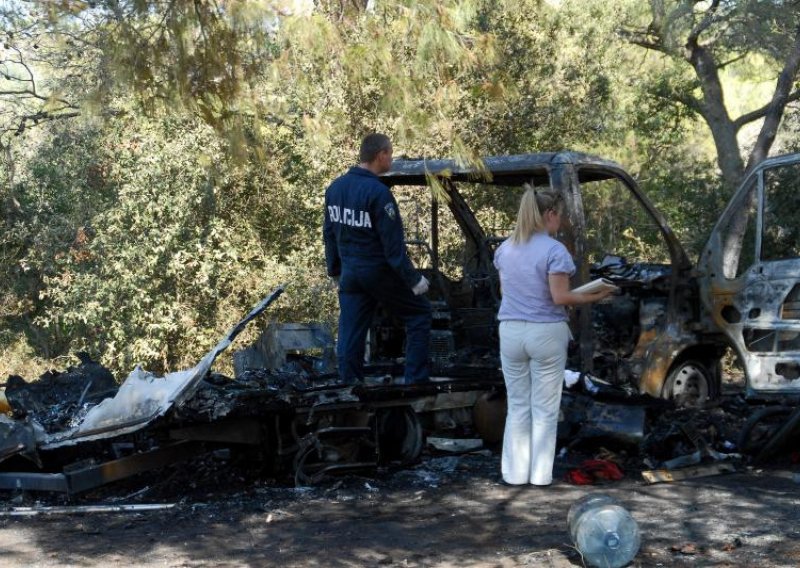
[[564, 370, 581, 388], [71, 365, 196, 436]]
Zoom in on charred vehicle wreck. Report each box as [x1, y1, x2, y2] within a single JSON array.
[[0, 288, 508, 493], [380, 151, 728, 405], [699, 153, 800, 396], [2, 151, 800, 495]]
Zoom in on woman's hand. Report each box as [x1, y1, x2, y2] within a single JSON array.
[[549, 273, 616, 306]]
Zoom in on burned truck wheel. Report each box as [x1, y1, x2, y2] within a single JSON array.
[[293, 434, 366, 486], [737, 406, 793, 456], [663, 359, 716, 407], [294, 442, 334, 486], [377, 407, 423, 465]]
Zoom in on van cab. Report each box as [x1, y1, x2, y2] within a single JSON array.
[[376, 151, 739, 405]]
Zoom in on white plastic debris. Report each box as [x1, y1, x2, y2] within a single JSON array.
[[583, 375, 600, 394], [565, 370, 581, 388], [40, 287, 284, 449], [427, 437, 483, 453], [72, 365, 193, 435]]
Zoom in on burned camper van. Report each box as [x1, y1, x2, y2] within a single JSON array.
[[698, 153, 800, 397], [378, 152, 729, 405]]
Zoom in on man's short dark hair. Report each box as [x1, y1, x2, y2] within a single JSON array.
[[359, 133, 392, 163]]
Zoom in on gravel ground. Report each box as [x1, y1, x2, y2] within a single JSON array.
[[0, 450, 798, 567]]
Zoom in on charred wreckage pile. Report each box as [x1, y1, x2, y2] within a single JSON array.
[[0, 287, 506, 494], [0, 287, 798, 498], [5, 150, 800, 495]]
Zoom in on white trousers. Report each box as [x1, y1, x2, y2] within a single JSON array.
[[499, 320, 570, 486]]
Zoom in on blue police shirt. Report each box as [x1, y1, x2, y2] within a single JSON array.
[[323, 166, 421, 289]]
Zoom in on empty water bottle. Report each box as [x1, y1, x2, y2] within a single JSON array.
[[567, 494, 641, 568]]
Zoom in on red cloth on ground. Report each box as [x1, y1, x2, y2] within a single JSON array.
[[565, 459, 624, 485]]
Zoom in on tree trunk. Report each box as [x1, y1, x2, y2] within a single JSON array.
[[687, 43, 745, 190], [1, 140, 21, 225], [745, 24, 800, 174]]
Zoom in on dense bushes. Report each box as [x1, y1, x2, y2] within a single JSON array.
[[1, 0, 790, 378]]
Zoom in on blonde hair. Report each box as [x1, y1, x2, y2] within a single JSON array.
[[509, 184, 564, 245]]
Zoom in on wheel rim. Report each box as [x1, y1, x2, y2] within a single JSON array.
[[670, 363, 710, 406]]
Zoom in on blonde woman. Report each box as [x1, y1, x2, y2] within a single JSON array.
[[493, 185, 613, 486]]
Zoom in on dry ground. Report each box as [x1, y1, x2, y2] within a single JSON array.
[[0, 450, 798, 568]]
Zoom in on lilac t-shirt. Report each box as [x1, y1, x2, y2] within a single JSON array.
[[493, 233, 576, 322]]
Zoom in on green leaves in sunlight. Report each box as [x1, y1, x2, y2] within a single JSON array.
[[3, 0, 800, 377]]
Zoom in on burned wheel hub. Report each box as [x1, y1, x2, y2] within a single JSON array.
[[665, 361, 712, 407]]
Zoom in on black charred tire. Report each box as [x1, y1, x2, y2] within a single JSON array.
[[737, 406, 793, 455], [663, 359, 717, 407], [293, 438, 362, 486], [294, 443, 330, 486], [377, 406, 423, 466]]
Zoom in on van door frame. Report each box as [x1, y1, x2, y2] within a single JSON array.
[[699, 153, 800, 395]]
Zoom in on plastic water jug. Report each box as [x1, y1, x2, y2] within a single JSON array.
[[567, 494, 641, 568]]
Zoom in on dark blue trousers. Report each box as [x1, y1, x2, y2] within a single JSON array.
[[338, 263, 431, 383]]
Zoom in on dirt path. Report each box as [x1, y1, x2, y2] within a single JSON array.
[[0, 453, 798, 567]]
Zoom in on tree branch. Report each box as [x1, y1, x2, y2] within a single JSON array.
[[7, 45, 36, 91], [8, 109, 80, 137], [0, 85, 79, 110], [630, 38, 671, 54], [0, 89, 43, 97], [718, 52, 748, 71], [734, 89, 800, 130], [687, 0, 721, 48], [745, 24, 800, 171], [618, 27, 670, 55]]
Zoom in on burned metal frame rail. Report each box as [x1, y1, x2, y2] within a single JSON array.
[[351, 377, 504, 403], [0, 440, 206, 494]]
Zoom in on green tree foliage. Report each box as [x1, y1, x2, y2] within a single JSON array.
[[4, 108, 339, 374], [2, 0, 797, 377], [622, 0, 800, 189]]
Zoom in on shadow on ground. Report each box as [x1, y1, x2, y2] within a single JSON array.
[[1, 453, 799, 567]]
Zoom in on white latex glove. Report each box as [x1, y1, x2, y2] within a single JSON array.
[[412, 275, 430, 296]]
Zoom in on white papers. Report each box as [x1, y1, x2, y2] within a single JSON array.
[[572, 277, 618, 294]]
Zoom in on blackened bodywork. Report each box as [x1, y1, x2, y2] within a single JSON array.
[[380, 151, 729, 403], [5, 151, 800, 494]]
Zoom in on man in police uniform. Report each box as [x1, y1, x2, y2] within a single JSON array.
[[324, 133, 432, 385]]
